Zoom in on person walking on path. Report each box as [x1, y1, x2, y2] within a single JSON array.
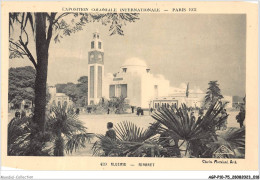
[[131, 106, 135, 113]]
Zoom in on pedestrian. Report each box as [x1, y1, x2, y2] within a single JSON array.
[[236, 108, 245, 128], [105, 122, 116, 140], [141, 108, 144, 116], [107, 108, 110, 114], [104, 122, 116, 156], [137, 107, 140, 116], [131, 106, 134, 113]]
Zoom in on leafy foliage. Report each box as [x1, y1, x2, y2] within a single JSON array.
[[218, 127, 245, 155], [8, 66, 36, 107], [151, 102, 245, 158], [90, 13, 139, 36], [55, 76, 88, 107], [152, 103, 227, 142], [8, 104, 93, 156], [8, 116, 51, 156], [51, 13, 140, 43]]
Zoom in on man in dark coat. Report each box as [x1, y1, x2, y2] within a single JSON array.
[[236, 108, 245, 128], [104, 122, 116, 156], [105, 122, 116, 140], [131, 106, 135, 113]]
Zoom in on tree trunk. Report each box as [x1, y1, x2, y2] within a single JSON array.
[[54, 131, 64, 156], [33, 13, 49, 132]]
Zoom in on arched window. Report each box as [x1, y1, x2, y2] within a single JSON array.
[[91, 41, 94, 49]]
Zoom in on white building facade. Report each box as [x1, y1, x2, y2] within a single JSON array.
[[49, 86, 73, 106], [103, 58, 170, 108]]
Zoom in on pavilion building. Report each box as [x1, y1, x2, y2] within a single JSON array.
[[87, 31, 233, 109]]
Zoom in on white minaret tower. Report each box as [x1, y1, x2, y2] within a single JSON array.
[[88, 30, 104, 105]]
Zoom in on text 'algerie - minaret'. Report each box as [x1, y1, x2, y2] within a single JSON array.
[[88, 30, 104, 105]]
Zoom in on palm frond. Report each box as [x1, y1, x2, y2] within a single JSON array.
[[216, 127, 245, 156], [93, 121, 161, 157], [65, 132, 94, 154], [8, 116, 51, 156], [151, 101, 235, 157], [114, 121, 158, 142]]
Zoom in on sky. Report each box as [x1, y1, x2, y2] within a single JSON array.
[[9, 14, 246, 96]]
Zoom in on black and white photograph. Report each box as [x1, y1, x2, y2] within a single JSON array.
[[7, 12, 247, 159]]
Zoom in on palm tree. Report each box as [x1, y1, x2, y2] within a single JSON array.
[[47, 104, 93, 156], [8, 116, 51, 156], [8, 105, 93, 156], [205, 81, 224, 106], [151, 102, 245, 158], [92, 121, 161, 157], [108, 96, 129, 114]]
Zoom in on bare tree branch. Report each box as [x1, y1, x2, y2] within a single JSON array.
[[9, 40, 27, 55], [18, 36, 37, 68]]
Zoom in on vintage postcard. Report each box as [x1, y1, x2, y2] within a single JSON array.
[[1, 1, 258, 172]]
